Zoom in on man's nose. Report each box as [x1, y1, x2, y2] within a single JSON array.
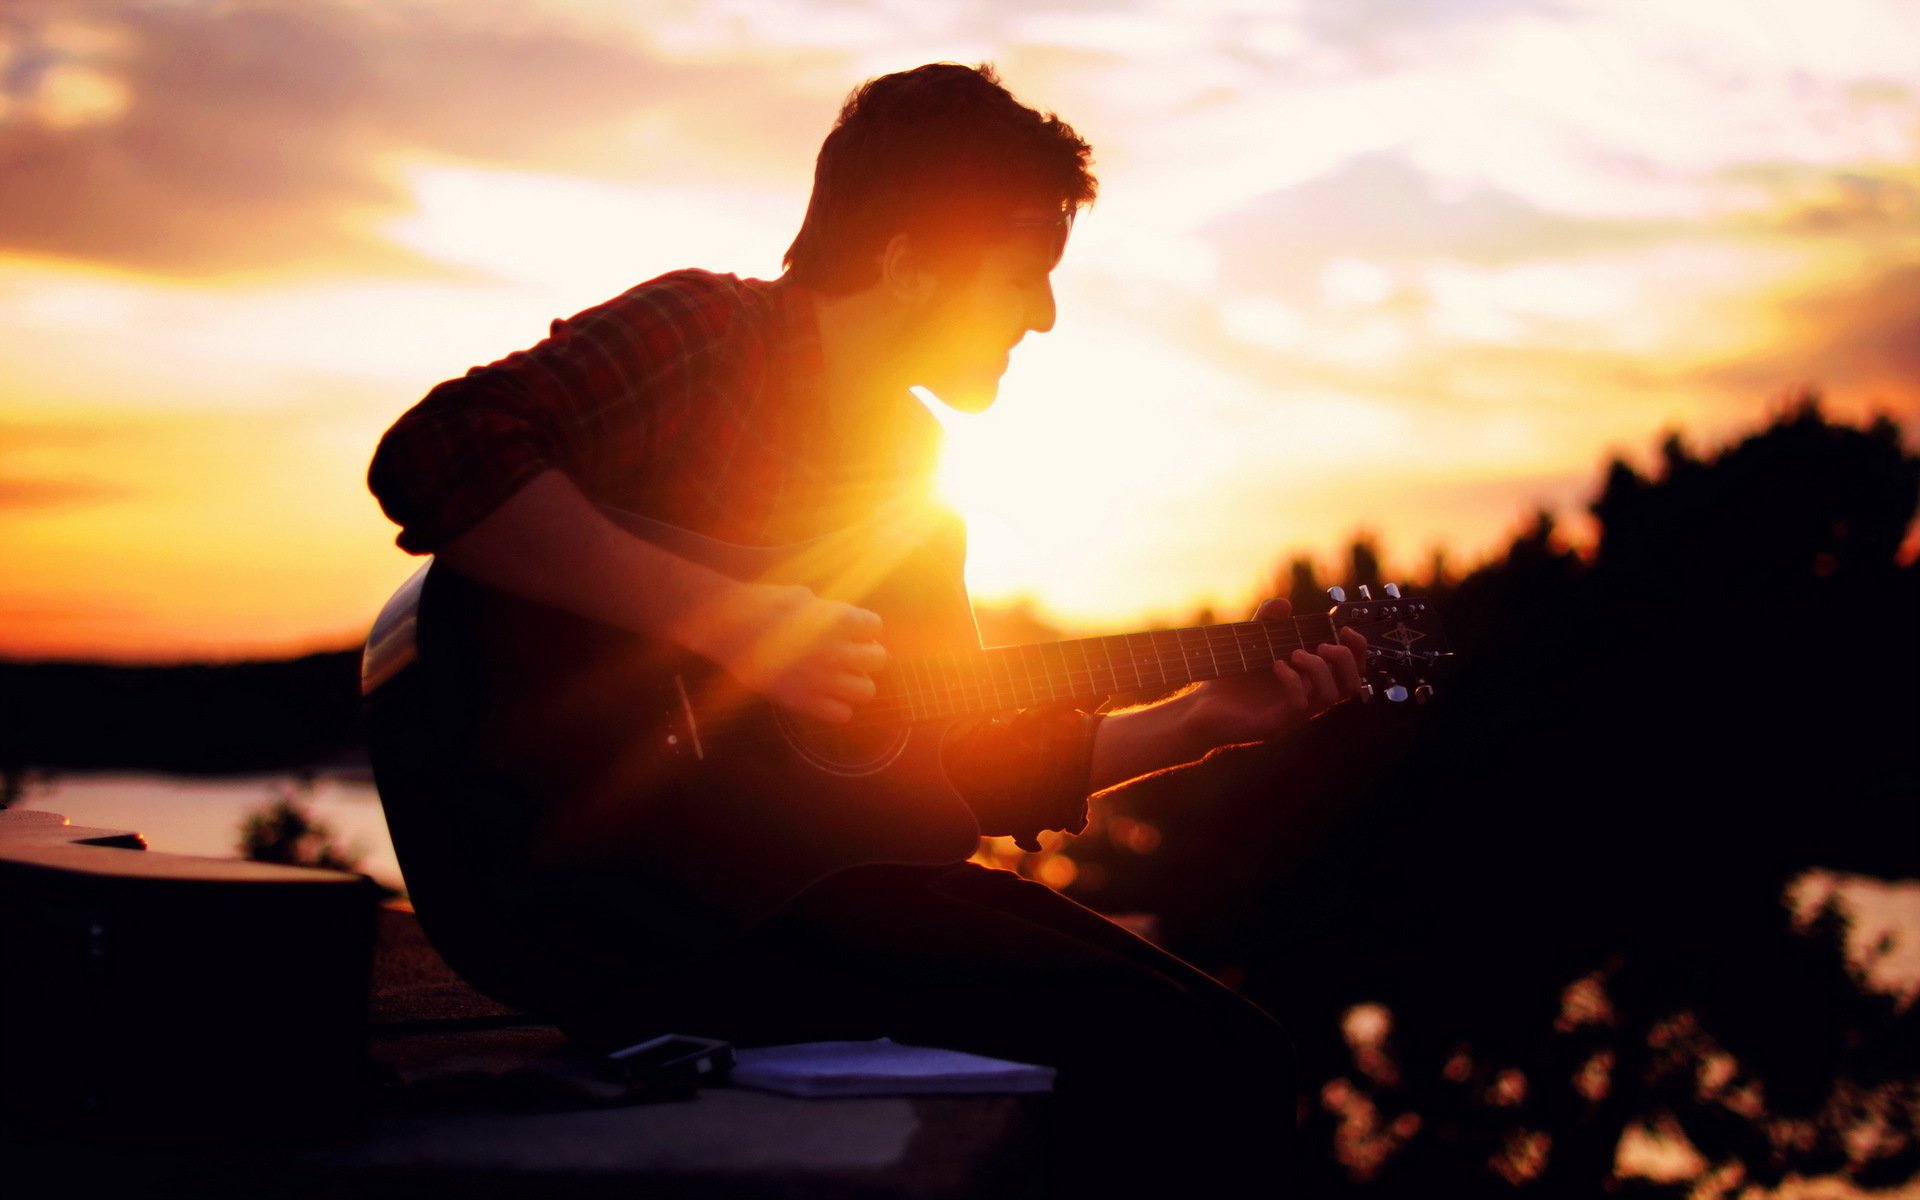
[[1027, 279, 1056, 334]]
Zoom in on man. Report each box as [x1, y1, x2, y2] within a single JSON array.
[[370, 63, 1365, 1193]]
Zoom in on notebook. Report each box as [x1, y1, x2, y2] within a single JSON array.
[[729, 1038, 1056, 1097]]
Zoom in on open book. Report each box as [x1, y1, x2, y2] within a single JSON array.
[[729, 1038, 1056, 1097]]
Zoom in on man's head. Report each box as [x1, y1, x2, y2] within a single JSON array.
[[783, 63, 1096, 297], [785, 64, 1095, 411]]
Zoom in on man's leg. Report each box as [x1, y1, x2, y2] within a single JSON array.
[[576, 862, 1298, 1194]]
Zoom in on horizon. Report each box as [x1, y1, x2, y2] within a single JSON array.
[[3, 1, 1918, 661]]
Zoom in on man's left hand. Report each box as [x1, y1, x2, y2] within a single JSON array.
[[1186, 596, 1369, 747]]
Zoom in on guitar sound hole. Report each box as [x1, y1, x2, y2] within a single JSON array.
[[774, 710, 910, 777]]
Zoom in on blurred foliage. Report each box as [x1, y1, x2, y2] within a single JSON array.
[[0, 767, 54, 808], [1047, 399, 1920, 1195], [238, 777, 365, 875]]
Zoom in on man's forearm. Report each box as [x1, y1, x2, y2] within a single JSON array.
[[1085, 690, 1216, 795], [436, 469, 738, 642], [1084, 628, 1368, 795], [431, 469, 886, 724]]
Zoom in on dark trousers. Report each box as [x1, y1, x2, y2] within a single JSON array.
[[559, 862, 1299, 1195]]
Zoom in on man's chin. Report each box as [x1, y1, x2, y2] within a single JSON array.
[[919, 367, 1005, 414], [913, 382, 998, 414], [933, 384, 999, 414]]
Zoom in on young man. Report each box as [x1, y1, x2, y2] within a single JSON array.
[[370, 63, 1364, 1192]]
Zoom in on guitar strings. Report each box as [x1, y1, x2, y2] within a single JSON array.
[[672, 615, 1393, 743]]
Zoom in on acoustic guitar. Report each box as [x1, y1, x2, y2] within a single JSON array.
[[362, 508, 1450, 930]]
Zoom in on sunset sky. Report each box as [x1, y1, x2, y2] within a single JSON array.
[[3, 0, 1917, 659]]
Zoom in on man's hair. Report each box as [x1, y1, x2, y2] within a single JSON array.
[[782, 63, 1097, 295]]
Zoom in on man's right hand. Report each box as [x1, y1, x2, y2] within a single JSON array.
[[679, 581, 887, 725], [437, 471, 887, 724]]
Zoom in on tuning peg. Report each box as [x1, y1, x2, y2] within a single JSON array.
[[1357, 585, 1373, 600], [1327, 586, 1346, 603], [1386, 684, 1409, 703], [1415, 683, 1434, 703], [1383, 582, 1401, 599]]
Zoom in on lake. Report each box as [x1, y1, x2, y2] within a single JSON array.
[[13, 770, 404, 893], [11, 771, 1919, 1009]]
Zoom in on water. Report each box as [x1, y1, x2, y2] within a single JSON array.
[[13, 771, 404, 893], [12, 773, 1918, 1008]]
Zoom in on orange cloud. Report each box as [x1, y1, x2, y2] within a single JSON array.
[[0, 478, 123, 510], [0, 3, 827, 279], [1705, 265, 1920, 413], [0, 398, 413, 661], [0, 417, 124, 510]]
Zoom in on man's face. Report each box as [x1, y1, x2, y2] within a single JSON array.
[[905, 214, 1064, 414]]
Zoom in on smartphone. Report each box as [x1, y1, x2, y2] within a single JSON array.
[[602, 1033, 736, 1089]]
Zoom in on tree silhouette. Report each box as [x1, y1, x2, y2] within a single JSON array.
[[1063, 400, 1920, 1194]]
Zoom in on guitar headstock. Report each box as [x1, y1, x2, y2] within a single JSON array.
[[1326, 583, 1452, 703]]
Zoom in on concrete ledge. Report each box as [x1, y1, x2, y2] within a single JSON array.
[[317, 1089, 1042, 1199], [0, 814, 1045, 1199]]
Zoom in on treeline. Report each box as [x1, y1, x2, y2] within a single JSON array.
[[1052, 401, 1920, 1195], [0, 649, 366, 776]]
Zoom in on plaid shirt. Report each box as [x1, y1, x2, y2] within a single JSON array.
[[369, 270, 1095, 849]]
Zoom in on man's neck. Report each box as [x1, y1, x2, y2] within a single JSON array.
[[804, 279, 917, 430]]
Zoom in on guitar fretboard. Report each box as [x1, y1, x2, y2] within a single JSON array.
[[869, 616, 1341, 724]]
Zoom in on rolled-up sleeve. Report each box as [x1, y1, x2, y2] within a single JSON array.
[[367, 271, 734, 554], [943, 707, 1105, 852], [368, 368, 568, 554]]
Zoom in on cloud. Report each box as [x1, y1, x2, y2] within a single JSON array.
[[1293, 0, 1569, 68], [1704, 265, 1920, 413], [1149, 152, 1714, 406], [1726, 164, 1920, 238], [0, 477, 124, 510], [1201, 152, 1679, 300], [0, 416, 128, 510], [1141, 146, 1920, 436], [0, 2, 829, 278]]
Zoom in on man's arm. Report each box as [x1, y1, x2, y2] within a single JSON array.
[[437, 469, 887, 725], [1087, 597, 1367, 793]]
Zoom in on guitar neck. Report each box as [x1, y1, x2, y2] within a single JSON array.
[[881, 615, 1341, 723]]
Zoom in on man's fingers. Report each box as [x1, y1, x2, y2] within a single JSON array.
[[798, 695, 855, 725], [1253, 596, 1292, 622], [836, 604, 883, 641], [778, 667, 878, 725], [1290, 648, 1340, 711], [830, 669, 878, 705], [1320, 641, 1364, 698], [781, 669, 868, 723], [838, 638, 888, 673], [709, 585, 891, 723], [1268, 656, 1309, 712], [779, 597, 879, 647]]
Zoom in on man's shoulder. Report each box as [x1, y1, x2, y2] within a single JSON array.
[[591, 269, 777, 334], [618, 267, 753, 303], [529, 270, 785, 375], [518, 268, 794, 391]]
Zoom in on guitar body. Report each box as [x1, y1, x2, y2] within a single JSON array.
[[366, 510, 986, 940]]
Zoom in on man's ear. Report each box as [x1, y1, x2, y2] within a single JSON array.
[[879, 232, 936, 305]]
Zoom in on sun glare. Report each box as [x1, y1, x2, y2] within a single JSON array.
[[918, 297, 1417, 629]]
